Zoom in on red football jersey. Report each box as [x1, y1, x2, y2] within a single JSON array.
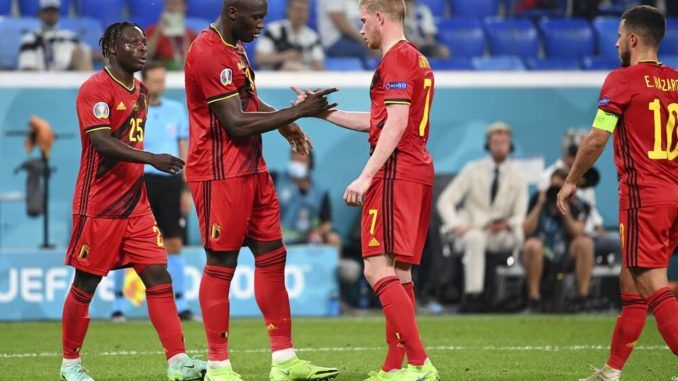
[[184, 25, 267, 182], [597, 61, 678, 209], [72, 69, 152, 218], [369, 41, 435, 185]]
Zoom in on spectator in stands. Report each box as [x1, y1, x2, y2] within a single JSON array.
[[540, 130, 618, 265], [255, 0, 325, 71], [515, 0, 559, 13], [436, 122, 528, 312], [275, 150, 341, 247], [317, 0, 372, 68], [403, 0, 450, 59], [146, 0, 197, 70], [18, 0, 94, 71], [523, 169, 594, 312], [572, 0, 602, 19]]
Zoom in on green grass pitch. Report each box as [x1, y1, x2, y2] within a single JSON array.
[[1, 315, 675, 380]]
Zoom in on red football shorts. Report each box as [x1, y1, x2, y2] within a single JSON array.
[[65, 213, 167, 276], [189, 173, 283, 251], [619, 204, 678, 268], [361, 178, 432, 265]]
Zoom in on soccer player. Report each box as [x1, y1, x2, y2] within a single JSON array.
[[294, 0, 438, 379], [555, 6, 678, 380], [184, 1, 339, 380], [60, 22, 206, 381], [111, 61, 198, 322]]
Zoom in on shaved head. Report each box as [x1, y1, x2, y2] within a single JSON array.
[[223, 0, 266, 11]]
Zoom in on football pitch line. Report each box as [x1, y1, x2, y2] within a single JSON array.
[[1, 345, 669, 359]]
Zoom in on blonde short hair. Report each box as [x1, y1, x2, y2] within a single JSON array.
[[358, 0, 406, 22]]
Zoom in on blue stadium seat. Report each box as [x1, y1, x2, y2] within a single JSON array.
[[187, 0, 221, 21], [130, 16, 153, 30], [19, 0, 70, 16], [539, 18, 594, 59], [0, 0, 10, 15], [185, 17, 210, 33], [325, 57, 364, 71], [428, 57, 472, 70], [593, 17, 619, 58], [127, 0, 163, 20], [484, 18, 539, 58], [526, 58, 582, 71], [307, 0, 318, 30], [450, 0, 499, 18], [662, 55, 678, 69], [59, 17, 104, 50], [77, 0, 125, 27], [0, 17, 41, 69], [266, 0, 286, 23], [661, 18, 678, 56], [420, 0, 447, 16], [471, 56, 525, 71], [582, 56, 620, 71], [437, 19, 486, 58]]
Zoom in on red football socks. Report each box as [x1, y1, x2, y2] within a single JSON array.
[[607, 293, 647, 370], [201, 265, 235, 361], [145, 283, 185, 359], [373, 276, 427, 366], [382, 282, 416, 371], [62, 286, 93, 359], [254, 247, 293, 352], [647, 287, 678, 355]]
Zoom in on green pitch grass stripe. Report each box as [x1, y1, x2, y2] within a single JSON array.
[[0, 344, 669, 359]]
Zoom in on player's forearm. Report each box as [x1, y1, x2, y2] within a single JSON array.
[[359, 118, 407, 180], [324, 110, 370, 132], [217, 107, 301, 138], [565, 130, 609, 185], [91, 135, 154, 164], [258, 99, 303, 134]]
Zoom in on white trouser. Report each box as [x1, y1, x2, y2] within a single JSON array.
[[457, 229, 519, 294]]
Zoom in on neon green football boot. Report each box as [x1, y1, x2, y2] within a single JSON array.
[[399, 360, 439, 381], [364, 369, 403, 380], [205, 365, 244, 381], [269, 356, 339, 381]]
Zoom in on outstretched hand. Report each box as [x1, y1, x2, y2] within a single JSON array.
[[291, 87, 339, 117], [279, 124, 314, 155]]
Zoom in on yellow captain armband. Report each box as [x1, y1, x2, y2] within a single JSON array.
[[592, 109, 619, 133]]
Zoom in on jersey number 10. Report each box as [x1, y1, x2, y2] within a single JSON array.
[[648, 99, 678, 160]]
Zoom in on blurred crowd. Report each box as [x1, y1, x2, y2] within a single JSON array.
[[12, 0, 677, 73]]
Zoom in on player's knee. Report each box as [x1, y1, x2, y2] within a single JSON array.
[[137, 264, 171, 288], [72, 270, 102, 294], [206, 249, 239, 268]]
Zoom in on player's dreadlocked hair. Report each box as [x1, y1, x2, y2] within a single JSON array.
[[99, 21, 144, 58]]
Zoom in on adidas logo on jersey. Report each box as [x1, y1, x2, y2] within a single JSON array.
[[116, 102, 127, 111], [369, 237, 380, 247]]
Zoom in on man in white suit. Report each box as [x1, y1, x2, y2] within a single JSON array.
[[436, 122, 528, 309]]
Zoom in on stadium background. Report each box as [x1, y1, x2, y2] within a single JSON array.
[[1, 0, 678, 319]]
